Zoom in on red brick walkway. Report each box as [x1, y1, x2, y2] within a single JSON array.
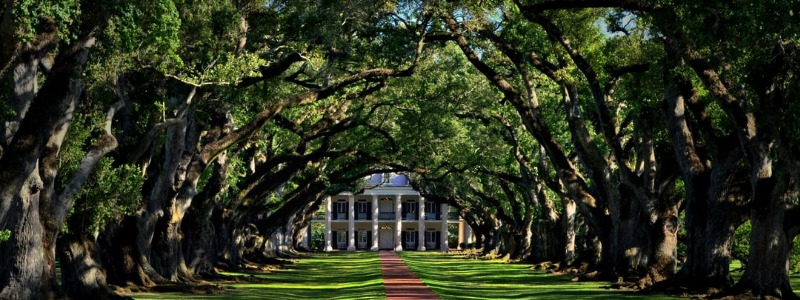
[[379, 251, 440, 300]]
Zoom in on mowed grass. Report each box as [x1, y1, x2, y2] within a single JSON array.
[[398, 251, 684, 300], [130, 251, 385, 300], [128, 251, 800, 300]]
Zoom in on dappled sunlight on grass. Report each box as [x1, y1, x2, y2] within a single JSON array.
[[129, 251, 800, 299], [398, 251, 684, 300], [130, 252, 385, 300]]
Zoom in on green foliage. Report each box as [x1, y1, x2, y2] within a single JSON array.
[[310, 222, 325, 251], [70, 159, 143, 234], [0, 229, 10, 243], [14, 0, 80, 42], [0, 73, 16, 121], [57, 112, 143, 234], [143, 0, 184, 71], [731, 220, 751, 270]]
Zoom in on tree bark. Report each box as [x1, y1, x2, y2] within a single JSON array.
[[102, 216, 156, 287], [0, 27, 98, 299], [57, 232, 130, 300], [661, 78, 747, 292], [182, 154, 229, 277], [734, 173, 796, 298]]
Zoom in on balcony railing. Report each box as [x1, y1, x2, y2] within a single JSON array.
[[318, 211, 459, 221], [332, 212, 347, 220]]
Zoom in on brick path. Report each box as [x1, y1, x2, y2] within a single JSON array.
[[379, 251, 440, 300]]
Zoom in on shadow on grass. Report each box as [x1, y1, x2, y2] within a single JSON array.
[[397, 251, 685, 300], [130, 252, 385, 300], [129, 252, 800, 300]]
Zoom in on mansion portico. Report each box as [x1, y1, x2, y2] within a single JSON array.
[[311, 173, 472, 251]]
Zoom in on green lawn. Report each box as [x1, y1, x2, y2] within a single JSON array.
[[397, 251, 683, 300], [128, 251, 800, 300], [129, 252, 385, 300]]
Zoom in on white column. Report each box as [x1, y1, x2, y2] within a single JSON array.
[[371, 194, 379, 251], [417, 197, 426, 251], [394, 195, 403, 251], [464, 223, 473, 246], [440, 203, 449, 251], [347, 194, 356, 251], [324, 196, 333, 251]]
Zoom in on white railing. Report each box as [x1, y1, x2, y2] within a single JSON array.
[[379, 212, 395, 220]]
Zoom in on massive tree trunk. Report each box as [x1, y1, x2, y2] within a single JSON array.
[[213, 204, 235, 269], [0, 26, 100, 298], [0, 38, 49, 300], [57, 232, 130, 300], [675, 176, 745, 291], [735, 195, 795, 298], [605, 193, 645, 280], [510, 214, 534, 261], [0, 172, 45, 300], [662, 77, 747, 293], [636, 208, 680, 288], [183, 154, 229, 277], [734, 159, 796, 298], [136, 106, 188, 283], [151, 117, 203, 281], [729, 40, 798, 299]]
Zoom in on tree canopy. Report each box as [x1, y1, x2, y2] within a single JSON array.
[[0, 0, 799, 299]]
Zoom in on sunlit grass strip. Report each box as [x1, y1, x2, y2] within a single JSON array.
[[131, 252, 385, 300], [397, 251, 686, 300]]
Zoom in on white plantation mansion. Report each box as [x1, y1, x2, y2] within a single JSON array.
[[310, 173, 472, 251]]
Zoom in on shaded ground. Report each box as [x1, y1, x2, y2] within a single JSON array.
[[127, 251, 800, 299], [128, 252, 384, 299]]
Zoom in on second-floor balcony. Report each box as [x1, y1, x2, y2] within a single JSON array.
[[425, 212, 440, 220], [323, 210, 459, 221], [403, 213, 417, 220], [332, 212, 347, 220], [378, 212, 395, 220]]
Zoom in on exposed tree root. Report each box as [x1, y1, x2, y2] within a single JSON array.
[[711, 282, 800, 300], [114, 261, 289, 298], [641, 277, 724, 298], [114, 282, 231, 296]]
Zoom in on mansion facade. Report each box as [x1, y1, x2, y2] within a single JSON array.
[[310, 173, 472, 251]]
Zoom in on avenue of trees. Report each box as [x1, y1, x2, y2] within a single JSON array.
[[0, 0, 798, 299]]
